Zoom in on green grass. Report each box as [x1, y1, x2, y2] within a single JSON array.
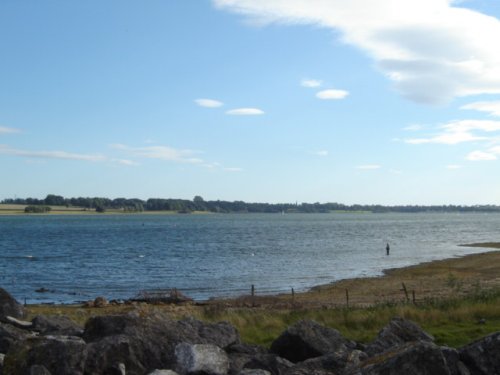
[[26, 288, 500, 349]]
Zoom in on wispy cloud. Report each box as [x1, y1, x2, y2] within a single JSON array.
[[301, 79, 322, 88], [446, 164, 462, 169], [461, 101, 500, 117], [226, 108, 265, 115], [312, 150, 329, 157], [403, 124, 424, 131], [111, 144, 204, 164], [466, 150, 497, 161], [195, 98, 224, 108], [224, 167, 243, 172], [405, 120, 500, 145], [213, 0, 500, 104], [0, 145, 106, 162], [316, 89, 349, 100], [356, 164, 381, 170], [112, 159, 140, 166], [0, 126, 21, 134]]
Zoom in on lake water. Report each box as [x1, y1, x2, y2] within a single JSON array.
[[0, 213, 499, 304]]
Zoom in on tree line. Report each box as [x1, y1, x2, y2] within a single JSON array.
[[2, 194, 500, 214]]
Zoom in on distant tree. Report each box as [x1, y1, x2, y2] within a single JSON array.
[[44, 194, 65, 206], [25, 205, 51, 213], [95, 206, 106, 213]]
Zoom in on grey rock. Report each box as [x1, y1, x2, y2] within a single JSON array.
[[459, 331, 500, 375], [239, 370, 271, 375], [441, 347, 470, 375], [352, 341, 451, 375], [270, 320, 356, 363], [364, 317, 434, 357], [3, 335, 87, 375], [175, 342, 229, 375], [0, 321, 30, 353], [84, 312, 240, 374], [147, 371, 180, 375], [31, 315, 83, 337], [0, 288, 24, 322], [29, 365, 52, 375], [104, 362, 127, 375], [0, 353, 4, 374], [243, 354, 294, 375], [285, 350, 367, 375]]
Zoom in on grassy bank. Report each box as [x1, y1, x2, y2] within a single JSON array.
[[26, 244, 500, 349]]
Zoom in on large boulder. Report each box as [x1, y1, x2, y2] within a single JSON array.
[[175, 343, 229, 375], [459, 331, 500, 375], [3, 335, 87, 375], [0, 321, 31, 353], [31, 315, 83, 337], [285, 350, 367, 375], [364, 317, 434, 357], [0, 288, 24, 322], [351, 341, 451, 375], [227, 343, 269, 375], [84, 312, 240, 374], [242, 354, 293, 375], [270, 320, 356, 363]]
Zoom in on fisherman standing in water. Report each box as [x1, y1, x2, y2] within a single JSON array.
[[386, 242, 390, 256]]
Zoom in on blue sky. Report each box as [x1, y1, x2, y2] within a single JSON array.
[[2, 0, 500, 205]]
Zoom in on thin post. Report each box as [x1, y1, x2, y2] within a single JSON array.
[[401, 283, 409, 302], [345, 289, 349, 308], [291, 287, 295, 302], [251, 284, 255, 307]]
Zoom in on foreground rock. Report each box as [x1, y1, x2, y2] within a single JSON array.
[[270, 320, 357, 363], [3, 301, 500, 375], [0, 288, 24, 322]]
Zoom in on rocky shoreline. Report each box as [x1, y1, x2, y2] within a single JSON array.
[[1, 287, 500, 374]]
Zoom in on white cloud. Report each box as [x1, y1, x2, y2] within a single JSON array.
[[0, 145, 105, 162], [224, 167, 243, 172], [226, 108, 265, 115], [313, 150, 329, 156], [0, 126, 21, 134], [461, 101, 500, 117], [195, 98, 224, 108], [316, 89, 349, 100], [111, 144, 204, 164], [446, 164, 462, 169], [405, 119, 500, 145], [112, 159, 140, 166], [356, 164, 381, 170], [466, 150, 497, 161], [301, 79, 322, 88], [213, 0, 500, 104], [403, 124, 424, 131]]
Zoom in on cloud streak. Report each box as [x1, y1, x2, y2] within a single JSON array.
[[316, 89, 349, 100], [213, 0, 500, 104], [0, 126, 21, 134], [0, 145, 106, 162], [301, 79, 322, 88], [226, 108, 265, 115], [195, 98, 224, 108]]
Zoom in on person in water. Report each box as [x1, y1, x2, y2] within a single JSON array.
[[386, 243, 390, 255]]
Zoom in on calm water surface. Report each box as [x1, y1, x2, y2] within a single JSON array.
[[0, 213, 498, 303]]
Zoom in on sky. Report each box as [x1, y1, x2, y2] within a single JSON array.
[[2, 0, 500, 205]]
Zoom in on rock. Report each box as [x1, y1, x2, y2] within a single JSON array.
[[441, 347, 470, 375], [459, 331, 500, 375], [147, 371, 180, 375], [5, 316, 33, 329], [0, 321, 31, 353], [29, 365, 52, 375], [94, 296, 109, 308], [31, 315, 83, 337], [286, 350, 368, 375], [239, 370, 271, 375], [3, 335, 87, 375], [0, 288, 24, 322], [270, 320, 356, 363], [242, 354, 294, 375], [84, 312, 240, 373], [104, 362, 126, 375], [175, 343, 229, 375], [0, 353, 4, 374], [351, 341, 451, 375], [364, 317, 434, 357]]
